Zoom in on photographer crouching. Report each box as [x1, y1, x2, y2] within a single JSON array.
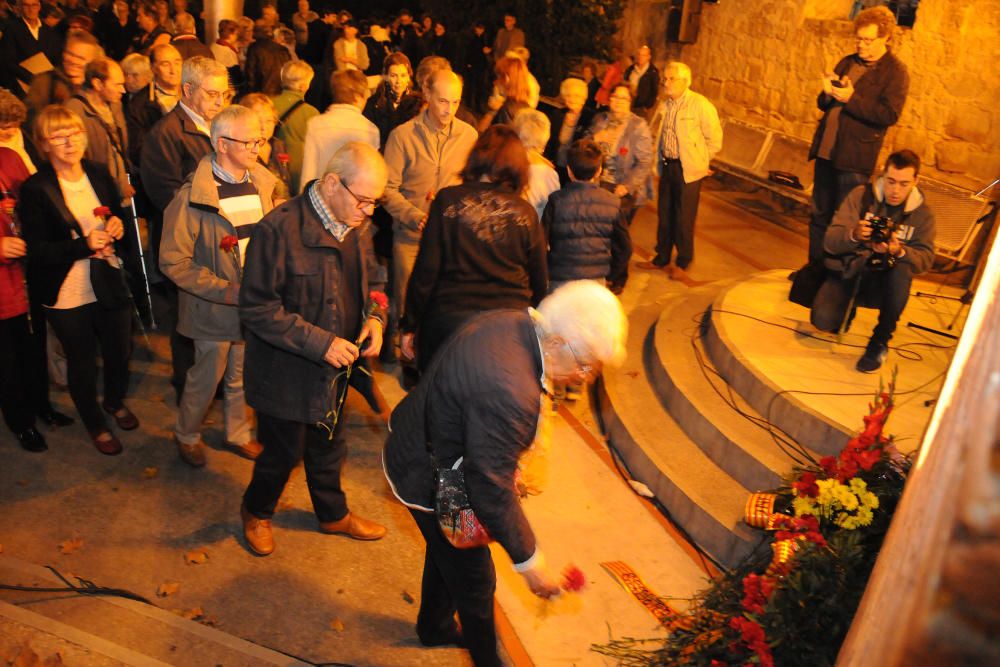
[[811, 150, 936, 373]]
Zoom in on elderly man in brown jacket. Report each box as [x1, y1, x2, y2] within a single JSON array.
[[160, 105, 275, 467]]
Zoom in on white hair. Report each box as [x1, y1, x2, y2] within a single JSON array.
[[210, 104, 257, 148], [325, 141, 387, 185], [536, 281, 628, 368], [665, 61, 692, 84], [560, 77, 587, 99], [182, 55, 228, 90], [512, 109, 550, 152]]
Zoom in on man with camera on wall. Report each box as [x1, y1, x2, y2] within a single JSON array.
[[810, 149, 936, 373]]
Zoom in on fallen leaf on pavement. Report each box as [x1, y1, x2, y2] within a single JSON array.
[[329, 618, 345, 632], [184, 548, 209, 564], [402, 591, 414, 604], [156, 581, 180, 597], [173, 606, 204, 620], [58, 538, 83, 555], [142, 467, 158, 479]]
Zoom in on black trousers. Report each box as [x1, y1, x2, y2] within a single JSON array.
[[0, 310, 51, 434], [810, 263, 913, 346], [156, 280, 195, 401], [598, 183, 635, 289], [243, 410, 349, 523], [409, 509, 501, 667], [46, 302, 131, 435], [416, 308, 477, 373], [809, 158, 869, 263], [654, 159, 702, 269]]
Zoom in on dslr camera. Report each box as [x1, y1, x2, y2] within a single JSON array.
[[867, 215, 896, 244]]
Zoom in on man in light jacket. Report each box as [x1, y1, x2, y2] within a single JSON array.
[[159, 105, 276, 467], [638, 61, 722, 281], [381, 69, 476, 365]]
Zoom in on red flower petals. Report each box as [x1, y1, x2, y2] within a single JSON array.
[[561, 565, 586, 592], [92, 206, 112, 218], [368, 290, 389, 311], [220, 235, 239, 251]]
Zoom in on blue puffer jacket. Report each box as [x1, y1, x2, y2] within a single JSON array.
[[542, 181, 625, 283]]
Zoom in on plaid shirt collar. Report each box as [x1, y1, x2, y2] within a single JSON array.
[[308, 181, 351, 242]]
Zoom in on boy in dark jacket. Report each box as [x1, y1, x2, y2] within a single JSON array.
[[541, 138, 630, 295]]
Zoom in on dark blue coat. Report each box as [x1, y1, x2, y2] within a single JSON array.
[[542, 181, 626, 283]]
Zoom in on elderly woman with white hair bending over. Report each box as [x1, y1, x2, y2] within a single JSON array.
[[383, 280, 627, 667]]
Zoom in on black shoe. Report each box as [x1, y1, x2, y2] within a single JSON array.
[[417, 623, 464, 647], [856, 341, 888, 373], [16, 427, 48, 452], [37, 409, 74, 428], [608, 282, 625, 295]]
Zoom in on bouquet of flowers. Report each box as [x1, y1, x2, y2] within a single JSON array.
[[595, 381, 910, 666]]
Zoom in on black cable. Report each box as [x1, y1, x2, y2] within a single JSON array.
[[0, 567, 151, 604]]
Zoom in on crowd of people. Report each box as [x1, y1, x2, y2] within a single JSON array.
[[0, 1, 936, 664]]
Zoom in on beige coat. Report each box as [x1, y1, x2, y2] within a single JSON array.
[[652, 88, 723, 184]]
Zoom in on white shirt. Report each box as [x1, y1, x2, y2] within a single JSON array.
[[51, 174, 104, 310], [298, 104, 379, 193]]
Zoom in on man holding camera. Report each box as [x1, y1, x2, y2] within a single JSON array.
[[805, 5, 909, 265], [811, 150, 936, 373]]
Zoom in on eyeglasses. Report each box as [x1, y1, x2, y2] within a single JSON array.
[[222, 136, 266, 151], [342, 181, 379, 210], [855, 34, 885, 45], [47, 130, 85, 147], [565, 341, 597, 379]]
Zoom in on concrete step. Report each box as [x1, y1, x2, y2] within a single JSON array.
[[596, 302, 758, 568], [648, 286, 821, 491], [703, 277, 853, 456], [0, 555, 309, 667]]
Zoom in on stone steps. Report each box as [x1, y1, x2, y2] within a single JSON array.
[[596, 302, 759, 568], [703, 278, 853, 456], [0, 555, 309, 667], [648, 286, 820, 492]]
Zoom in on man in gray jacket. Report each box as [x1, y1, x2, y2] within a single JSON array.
[[159, 105, 275, 467], [811, 149, 935, 373], [382, 69, 477, 365]]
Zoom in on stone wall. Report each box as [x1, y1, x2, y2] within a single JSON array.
[[619, 0, 1000, 191]]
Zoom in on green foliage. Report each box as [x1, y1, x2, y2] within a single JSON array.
[[422, 0, 625, 94]]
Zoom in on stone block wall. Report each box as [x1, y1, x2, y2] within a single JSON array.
[[619, 0, 1000, 191]]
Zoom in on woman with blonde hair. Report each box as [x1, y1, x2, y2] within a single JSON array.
[[240, 93, 291, 202], [18, 105, 136, 455]]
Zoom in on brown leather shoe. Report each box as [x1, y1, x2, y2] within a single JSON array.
[[175, 437, 206, 468], [318, 513, 387, 541], [669, 265, 689, 281], [229, 439, 263, 460], [241, 504, 274, 555], [92, 431, 123, 456], [102, 403, 139, 430]]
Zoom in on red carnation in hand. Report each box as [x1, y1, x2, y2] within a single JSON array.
[[92, 206, 112, 218], [368, 290, 389, 311], [220, 234, 239, 251], [561, 565, 586, 592], [619, 146, 629, 156], [277, 153, 290, 164], [0, 198, 15, 215]]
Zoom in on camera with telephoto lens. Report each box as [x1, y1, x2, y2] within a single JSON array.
[[867, 215, 895, 244]]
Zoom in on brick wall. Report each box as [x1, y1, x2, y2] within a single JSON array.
[[619, 0, 1000, 191]]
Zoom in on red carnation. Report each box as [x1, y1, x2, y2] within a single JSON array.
[[792, 471, 819, 498], [220, 235, 239, 252], [92, 206, 112, 219], [561, 565, 586, 592], [619, 146, 629, 156], [277, 152, 290, 164], [368, 290, 389, 311], [819, 456, 839, 478]]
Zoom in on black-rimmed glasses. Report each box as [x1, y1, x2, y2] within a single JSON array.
[[342, 181, 379, 210], [222, 136, 266, 151]]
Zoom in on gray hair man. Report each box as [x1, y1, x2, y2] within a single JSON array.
[[638, 61, 722, 281], [159, 105, 277, 467], [383, 280, 627, 664], [239, 142, 391, 556], [141, 55, 230, 400]]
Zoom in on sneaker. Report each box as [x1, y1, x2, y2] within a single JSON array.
[[856, 341, 888, 373]]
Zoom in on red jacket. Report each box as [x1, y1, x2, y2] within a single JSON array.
[[0, 148, 30, 320]]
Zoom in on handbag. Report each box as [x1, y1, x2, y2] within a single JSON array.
[[788, 260, 829, 308], [434, 457, 492, 549]]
